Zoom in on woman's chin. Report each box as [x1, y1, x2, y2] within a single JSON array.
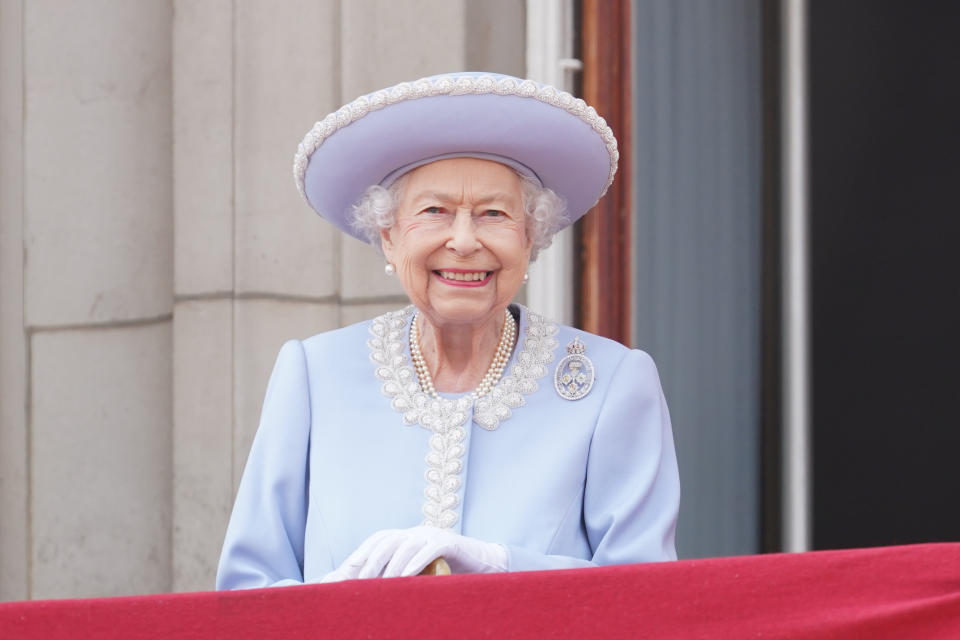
[[417, 295, 509, 327]]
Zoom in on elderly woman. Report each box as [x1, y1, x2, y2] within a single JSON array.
[[216, 73, 680, 589]]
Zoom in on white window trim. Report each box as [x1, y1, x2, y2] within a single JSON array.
[[525, 0, 580, 326]]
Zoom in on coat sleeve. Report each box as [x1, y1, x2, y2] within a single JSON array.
[[506, 348, 680, 571], [216, 340, 312, 589]]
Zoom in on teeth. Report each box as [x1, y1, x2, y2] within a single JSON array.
[[439, 270, 488, 281]]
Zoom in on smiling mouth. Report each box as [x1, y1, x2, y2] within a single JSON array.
[[436, 270, 491, 281], [433, 270, 493, 287]]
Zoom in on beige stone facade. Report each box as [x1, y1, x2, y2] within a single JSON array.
[[1, 0, 524, 599]]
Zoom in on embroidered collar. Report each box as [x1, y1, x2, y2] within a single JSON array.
[[367, 305, 559, 529], [368, 305, 558, 432]]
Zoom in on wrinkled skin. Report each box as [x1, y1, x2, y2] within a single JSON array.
[[380, 158, 531, 393]]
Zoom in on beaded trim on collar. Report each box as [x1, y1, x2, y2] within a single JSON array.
[[368, 305, 558, 431], [367, 305, 559, 528], [293, 74, 619, 200]]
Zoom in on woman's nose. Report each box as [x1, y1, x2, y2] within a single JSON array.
[[445, 211, 482, 255]]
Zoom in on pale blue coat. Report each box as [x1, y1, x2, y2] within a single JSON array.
[[216, 305, 680, 589]]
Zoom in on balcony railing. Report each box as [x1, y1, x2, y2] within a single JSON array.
[[2, 543, 958, 638]]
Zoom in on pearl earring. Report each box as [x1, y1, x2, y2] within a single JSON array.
[[384, 263, 396, 276], [522, 272, 529, 284]]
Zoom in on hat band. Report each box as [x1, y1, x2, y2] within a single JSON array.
[[379, 152, 543, 188]]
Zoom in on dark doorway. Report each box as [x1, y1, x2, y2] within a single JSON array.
[[809, 0, 960, 549]]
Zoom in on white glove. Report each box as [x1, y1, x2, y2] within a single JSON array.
[[320, 526, 508, 582]]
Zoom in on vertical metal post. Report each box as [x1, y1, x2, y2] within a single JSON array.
[[782, 0, 811, 552]]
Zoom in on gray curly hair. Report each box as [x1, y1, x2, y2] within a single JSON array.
[[350, 172, 568, 261]]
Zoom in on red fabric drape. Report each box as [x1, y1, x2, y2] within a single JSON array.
[[3, 543, 959, 639]]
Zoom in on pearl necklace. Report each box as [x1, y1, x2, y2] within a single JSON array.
[[410, 309, 517, 400]]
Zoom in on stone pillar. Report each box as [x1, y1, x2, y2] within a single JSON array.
[[171, 0, 341, 592], [171, 0, 236, 594], [1, 0, 174, 599], [0, 0, 28, 603]]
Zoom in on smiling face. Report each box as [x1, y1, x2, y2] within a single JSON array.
[[380, 158, 531, 330]]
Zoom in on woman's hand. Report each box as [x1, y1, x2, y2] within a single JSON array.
[[320, 526, 508, 582]]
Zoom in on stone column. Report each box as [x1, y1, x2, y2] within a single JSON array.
[[0, 0, 28, 603], [172, 0, 341, 593], [1, 0, 174, 599], [171, 0, 236, 594]]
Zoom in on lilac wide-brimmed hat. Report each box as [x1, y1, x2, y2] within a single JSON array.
[[293, 72, 618, 244]]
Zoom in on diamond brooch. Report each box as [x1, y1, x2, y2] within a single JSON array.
[[554, 337, 595, 400]]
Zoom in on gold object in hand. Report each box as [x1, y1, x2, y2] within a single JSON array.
[[418, 557, 451, 576]]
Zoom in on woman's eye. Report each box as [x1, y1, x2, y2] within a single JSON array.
[[421, 206, 444, 215], [483, 209, 506, 217]]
